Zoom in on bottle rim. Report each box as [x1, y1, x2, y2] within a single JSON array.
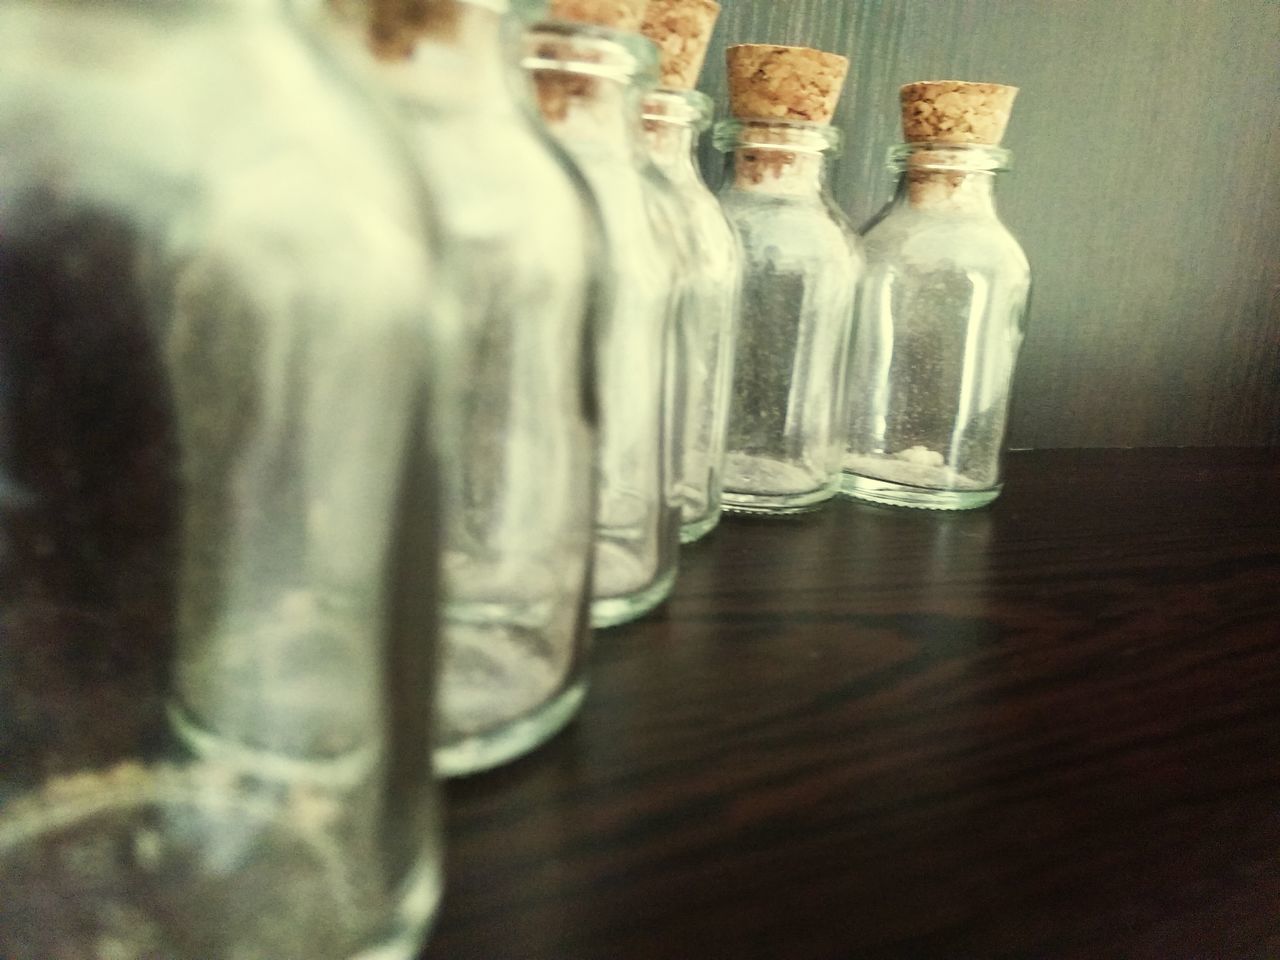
[[889, 141, 1011, 173], [712, 118, 842, 157], [641, 88, 713, 131], [521, 21, 658, 85]]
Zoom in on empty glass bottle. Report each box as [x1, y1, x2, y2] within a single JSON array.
[[523, 21, 682, 627], [642, 88, 742, 543], [843, 82, 1030, 510], [323, 0, 599, 776], [0, 2, 447, 957], [715, 119, 862, 514]]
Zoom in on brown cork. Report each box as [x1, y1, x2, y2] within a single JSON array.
[[363, 0, 460, 58], [726, 44, 848, 124], [900, 80, 1018, 145], [641, 0, 720, 90], [548, 0, 647, 31]]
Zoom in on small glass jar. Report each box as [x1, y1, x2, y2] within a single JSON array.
[[842, 142, 1031, 509], [642, 88, 742, 544], [714, 119, 863, 514], [0, 1, 446, 957], [523, 21, 682, 627], [324, 0, 599, 776]]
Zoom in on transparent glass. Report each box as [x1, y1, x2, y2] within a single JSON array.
[[714, 120, 863, 515], [324, 0, 598, 776], [0, 2, 447, 957], [643, 89, 742, 544], [523, 22, 682, 627], [842, 142, 1031, 510]]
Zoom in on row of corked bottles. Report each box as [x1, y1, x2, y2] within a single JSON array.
[[377, 0, 1029, 768], [0, 0, 1027, 956]]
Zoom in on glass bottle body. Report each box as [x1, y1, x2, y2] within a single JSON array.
[[328, 0, 598, 775], [523, 23, 681, 627], [715, 120, 862, 515], [0, 3, 446, 957], [842, 143, 1031, 510], [643, 89, 742, 544]]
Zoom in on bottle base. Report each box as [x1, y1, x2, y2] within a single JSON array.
[[348, 857, 443, 960], [591, 565, 677, 629], [0, 763, 442, 960], [841, 472, 1001, 511], [434, 681, 587, 779], [679, 509, 721, 544], [721, 484, 836, 516], [436, 616, 580, 773]]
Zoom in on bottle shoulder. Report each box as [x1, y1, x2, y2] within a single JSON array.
[[656, 177, 738, 257], [861, 206, 1029, 279], [410, 110, 586, 251], [721, 195, 859, 278]]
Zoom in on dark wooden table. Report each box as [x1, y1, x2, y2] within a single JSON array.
[[427, 449, 1280, 960]]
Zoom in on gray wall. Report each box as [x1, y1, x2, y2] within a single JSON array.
[[695, 0, 1280, 449]]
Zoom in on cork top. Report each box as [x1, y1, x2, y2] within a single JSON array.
[[726, 44, 849, 124], [364, 0, 459, 57], [548, 0, 647, 31], [640, 0, 720, 90], [900, 80, 1018, 145]]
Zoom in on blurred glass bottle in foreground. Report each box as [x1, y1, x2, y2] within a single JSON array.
[[640, 0, 742, 544], [0, 0, 449, 957], [842, 81, 1030, 510], [523, 0, 683, 627], [715, 44, 863, 516], [322, 0, 600, 776]]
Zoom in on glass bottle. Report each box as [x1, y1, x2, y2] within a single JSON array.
[[522, 20, 682, 627], [0, 2, 446, 957], [642, 88, 742, 544], [843, 82, 1030, 510], [323, 0, 599, 776], [715, 119, 863, 514]]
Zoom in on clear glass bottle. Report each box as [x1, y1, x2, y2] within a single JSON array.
[[523, 21, 682, 627], [324, 0, 599, 776], [842, 141, 1031, 510], [642, 88, 742, 543], [715, 119, 863, 514], [0, 2, 446, 957]]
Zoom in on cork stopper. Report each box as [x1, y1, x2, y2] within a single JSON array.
[[640, 0, 720, 90], [548, 0, 647, 31], [900, 80, 1018, 145], [363, 0, 460, 57], [726, 44, 849, 124]]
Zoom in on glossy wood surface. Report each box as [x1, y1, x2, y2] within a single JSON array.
[[428, 448, 1280, 960], [693, 0, 1280, 449]]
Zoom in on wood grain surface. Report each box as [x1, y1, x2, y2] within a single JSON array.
[[427, 448, 1280, 960], [692, 0, 1280, 449]]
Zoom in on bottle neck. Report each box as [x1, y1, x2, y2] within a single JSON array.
[[889, 142, 1009, 216], [328, 0, 518, 106], [714, 119, 840, 198], [642, 89, 710, 186], [521, 22, 656, 153]]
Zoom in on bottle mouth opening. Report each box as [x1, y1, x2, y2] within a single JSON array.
[[712, 118, 842, 157], [641, 89, 713, 131], [889, 141, 1011, 173], [521, 21, 658, 84]]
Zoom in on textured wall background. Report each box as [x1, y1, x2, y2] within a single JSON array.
[[694, 0, 1280, 449]]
